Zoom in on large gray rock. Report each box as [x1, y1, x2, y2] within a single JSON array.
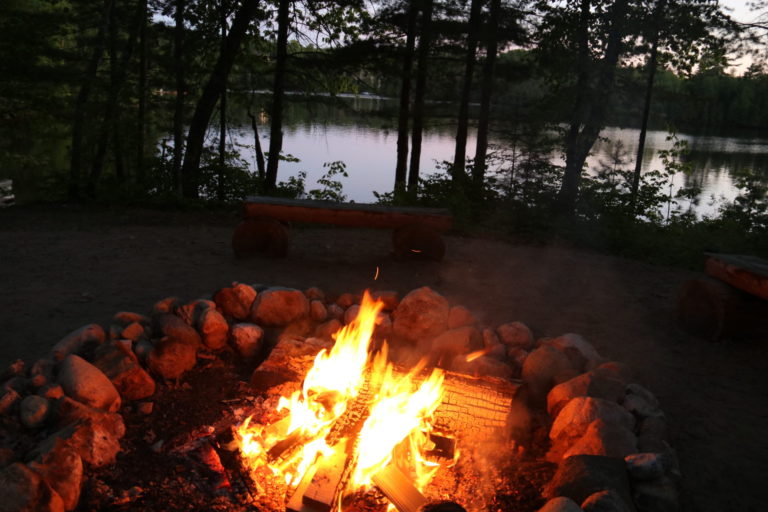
[[0, 463, 64, 512], [537, 497, 583, 512], [625, 453, 671, 481], [497, 322, 534, 350], [548, 372, 626, 418], [214, 283, 257, 320], [523, 345, 578, 404], [147, 338, 197, 382], [230, 323, 264, 359], [197, 308, 229, 350], [581, 490, 633, 512], [431, 326, 482, 357], [27, 438, 83, 511], [57, 355, 121, 412], [92, 343, 155, 401], [250, 287, 310, 327], [542, 334, 602, 371], [51, 325, 105, 362], [551, 397, 635, 442], [545, 455, 634, 509], [20, 395, 50, 428], [392, 287, 450, 344], [562, 419, 638, 459], [624, 384, 661, 419]]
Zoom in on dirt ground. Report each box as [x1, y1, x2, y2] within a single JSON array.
[[1, 204, 766, 511]]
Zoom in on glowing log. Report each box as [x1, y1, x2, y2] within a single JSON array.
[[371, 464, 427, 512]]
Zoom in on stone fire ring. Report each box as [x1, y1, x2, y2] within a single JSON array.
[[0, 284, 680, 512]]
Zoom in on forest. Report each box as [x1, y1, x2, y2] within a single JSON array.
[[1, 0, 767, 264]]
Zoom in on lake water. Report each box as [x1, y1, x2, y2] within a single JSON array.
[[228, 94, 768, 217]]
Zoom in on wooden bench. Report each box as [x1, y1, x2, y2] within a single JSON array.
[[232, 196, 453, 260], [677, 253, 768, 341]]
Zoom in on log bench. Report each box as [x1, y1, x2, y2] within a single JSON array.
[[676, 253, 768, 341], [232, 196, 453, 261]]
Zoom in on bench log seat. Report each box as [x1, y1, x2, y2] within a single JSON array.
[[233, 196, 453, 260], [677, 253, 768, 341]]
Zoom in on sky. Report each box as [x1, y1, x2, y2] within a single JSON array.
[[720, 0, 764, 74]]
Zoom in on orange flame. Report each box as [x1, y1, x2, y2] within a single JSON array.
[[465, 347, 491, 362]]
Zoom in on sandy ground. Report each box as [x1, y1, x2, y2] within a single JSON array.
[[1, 205, 766, 511]]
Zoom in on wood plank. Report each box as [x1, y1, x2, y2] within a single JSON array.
[[705, 253, 768, 300], [286, 464, 320, 512], [303, 441, 349, 512], [243, 196, 453, 232], [372, 464, 427, 512]]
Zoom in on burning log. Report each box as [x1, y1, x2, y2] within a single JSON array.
[[372, 464, 427, 512], [303, 441, 349, 512]]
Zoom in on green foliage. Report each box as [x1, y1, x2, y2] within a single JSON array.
[[307, 160, 348, 202]]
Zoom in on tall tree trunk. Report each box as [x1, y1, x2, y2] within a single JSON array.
[[452, 0, 483, 187], [136, 0, 148, 188], [87, 0, 142, 197], [394, 2, 418, 194], [180, 0, 260, 198], [557, 0, 629, 214], [407, 0, 433, 194], [172, 0, 186, 198], [264, 0, 290, 193], [630, 0, 665, 213], [218, 0, 228, 201], [247, 98, 266, 180], [472, 0, 500, 188], [68, 0, 113, 200]]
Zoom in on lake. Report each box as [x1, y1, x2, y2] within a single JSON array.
[[216, 94, 768, 216]]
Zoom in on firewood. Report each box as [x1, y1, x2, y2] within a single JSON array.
[[303, 441, 349, 512], [372, 464, 427, 512], [286, 464, 320, 512]]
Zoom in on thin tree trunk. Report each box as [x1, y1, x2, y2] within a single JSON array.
[[394, 2, 418, 194], [218, 0, 228, 201], [172, 0, 186, 198], [558, 0, 629, 214], [137, 0, 148, 188], [473, 0, 500, 188], [630, 0, 665, 212], [247, 99, 266, 180], [264, 0, 290, 192], [68, 0, 113, 200], [452, 0, 483, 186], [407, 0, 433, 193], [180, 0, 260, 198]]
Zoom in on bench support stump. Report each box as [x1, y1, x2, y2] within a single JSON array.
[[232, 217, 289, 258]]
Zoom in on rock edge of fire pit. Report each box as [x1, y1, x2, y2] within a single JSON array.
[[0, 284, 681, 512]]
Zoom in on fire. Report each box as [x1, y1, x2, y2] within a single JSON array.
[[235, 290, 448, 509]]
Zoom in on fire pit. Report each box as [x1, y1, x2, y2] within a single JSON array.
[[0, 285, 680, 512]]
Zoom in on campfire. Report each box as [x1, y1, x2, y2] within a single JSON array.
[[0, 284, 680, 512]]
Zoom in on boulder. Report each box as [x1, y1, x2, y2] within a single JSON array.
[[113, 311, 150, 327], [304, 286, 325, 302], [592, 362, 633, 385], [636, 416, 668, 453], [522, 345, 577, 404], [120, 322, 146, 342], [92, 343, 155, 401], [542, 334, 603, 371], [230, 323, 264, 359], [450, 354, 514, 380], [537, 497, 583, 512], [432, 326, 482, 357], [0, 463, 65, 512], [344, 304, 361, 325], [46, 397, 125, 467], [315, 319, 342, 341], [133, 339, 154, 361], [38, 384, 64, 400], [153, 314, 201, 348], [250, 287, 310, 327], [214, 283, 257, 321], [27, 438, 83, 511], [625, 453, 670, 481], [548, 373, 626, 418], [20, 395, 50, 428], [326, 303, 345, 320], [581, 490, 633, 512], [631, 477, 679, 512], [497, 322, 534, 350], [51, 325, 105, 362], [0, 388, 21, 415], [374, 312, 393, 340], [448, 306, 477, 329], [561, 419, 637, 459], [1, 359, 26, 380], [551, 397, 635, 442], [197, 308, 229, 350], [31, 359, 55, 384], [57, 355, 121, 412], [545, 455, 634, 508], [335, 292, 359, 308], [309, 300, 327, 322], [371, 290, 399, 311], [623, 394, 662, 420], [392, 287, 450, 344], [152, 297, 180, 315], [147, 338, 197, 382]]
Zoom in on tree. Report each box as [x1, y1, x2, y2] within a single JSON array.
[[394, 1, 418, 194], [472, 0, 501, 187], [172, 0, 187, 197], [180, 0, 260, 199], [264, 0, 290, 193], [408, 0, 434, 193]]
